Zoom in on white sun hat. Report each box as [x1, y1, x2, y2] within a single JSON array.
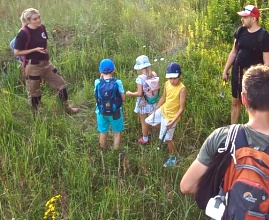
[[134, 55, 151, 70]]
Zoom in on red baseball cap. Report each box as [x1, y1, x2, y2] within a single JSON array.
[[237, 5, 260, 18]]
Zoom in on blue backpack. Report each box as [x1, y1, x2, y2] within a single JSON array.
[[10, 37, 23, 63], [95, 78, 122, 116]]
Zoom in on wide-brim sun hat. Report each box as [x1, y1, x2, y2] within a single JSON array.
[[99, 58, 115, 74], [134, 55, 151, 70], [166, 62, 181, 78], [237, 5, 260, 18]]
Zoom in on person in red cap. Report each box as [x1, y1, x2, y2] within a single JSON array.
[[222, 5, 269, 124]]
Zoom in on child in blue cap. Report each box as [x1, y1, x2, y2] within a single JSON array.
[[94, 59, 126, 150]]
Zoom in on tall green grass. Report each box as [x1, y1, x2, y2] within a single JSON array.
[[0, 0, 268, 219]]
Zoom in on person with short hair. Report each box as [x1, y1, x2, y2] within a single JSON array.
[[14, 8, 78, 114], [181, 64, 269, 194], [94, 59, 126, 150], [222, 5, 269, 124], [126, 55, 159, 144], [145, 62, 187, 167]]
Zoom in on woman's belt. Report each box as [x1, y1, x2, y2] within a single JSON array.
[[28, 59, 49, 65]]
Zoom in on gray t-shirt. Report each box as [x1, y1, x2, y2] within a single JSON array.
[[198, 124, 269, 166]]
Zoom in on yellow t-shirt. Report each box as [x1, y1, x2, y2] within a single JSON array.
[[161, 80, 185, 121]]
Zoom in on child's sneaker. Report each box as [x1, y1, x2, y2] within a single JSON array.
[[138, 137, 149, 145], [163, 156, 177, 167]]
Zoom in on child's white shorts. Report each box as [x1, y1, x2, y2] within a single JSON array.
[[145, 108, 177, 141]]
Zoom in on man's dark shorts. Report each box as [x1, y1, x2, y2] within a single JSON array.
[[231, 65, 245, 99]]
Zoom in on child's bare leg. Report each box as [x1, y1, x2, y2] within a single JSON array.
[[167, 140, 175, 156], [100, 133, 108, 149], [113, 132, 121, 150], [139, 113, 150, 137], [153, 124, 160, 129]]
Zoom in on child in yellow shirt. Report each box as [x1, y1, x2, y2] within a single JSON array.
[[145, 62, 187, 167]]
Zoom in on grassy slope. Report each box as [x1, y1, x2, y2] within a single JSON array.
[[0, 0, 268, 219]]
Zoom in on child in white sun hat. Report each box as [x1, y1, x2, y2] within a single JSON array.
[[126, 55, 160, 144]]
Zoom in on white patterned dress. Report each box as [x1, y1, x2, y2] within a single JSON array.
[[134, 74, 157, 114]]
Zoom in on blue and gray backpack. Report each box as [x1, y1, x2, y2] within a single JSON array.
[[95, 78, 122, 115]]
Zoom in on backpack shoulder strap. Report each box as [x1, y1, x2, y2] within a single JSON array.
[[138, 74, 147, 81], [235, 26, 245, 50], [112, 77, 117, 82], [234, 125, 248, 150], [217, 124, 248, 163], [258, 28, 267, 51], [138, 75, 148, 90], [228, 124, 248, 164], [97, 78, 105, 98], [229, 124, 269, 164], [233, 124, 269, 153], [109, 77, 118, 89], [20, 26, 31, 74], [112, 78, 120, 97], [21, 26, 31, 50], [100, 77, 105, 83]]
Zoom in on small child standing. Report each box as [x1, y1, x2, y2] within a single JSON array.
[[145, 62, 187, 167], [126, 55, 160, 144], [94, 59, 126, 150]]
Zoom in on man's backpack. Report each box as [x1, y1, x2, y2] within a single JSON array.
[[139, 72, 160, 104], [95, 78, 123, 116], [200, 125, 269, 220]]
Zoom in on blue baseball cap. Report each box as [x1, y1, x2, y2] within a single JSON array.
[[99, 59, 115, 74], [134, 55, 151, 70], [166, 62, 181, 78]]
